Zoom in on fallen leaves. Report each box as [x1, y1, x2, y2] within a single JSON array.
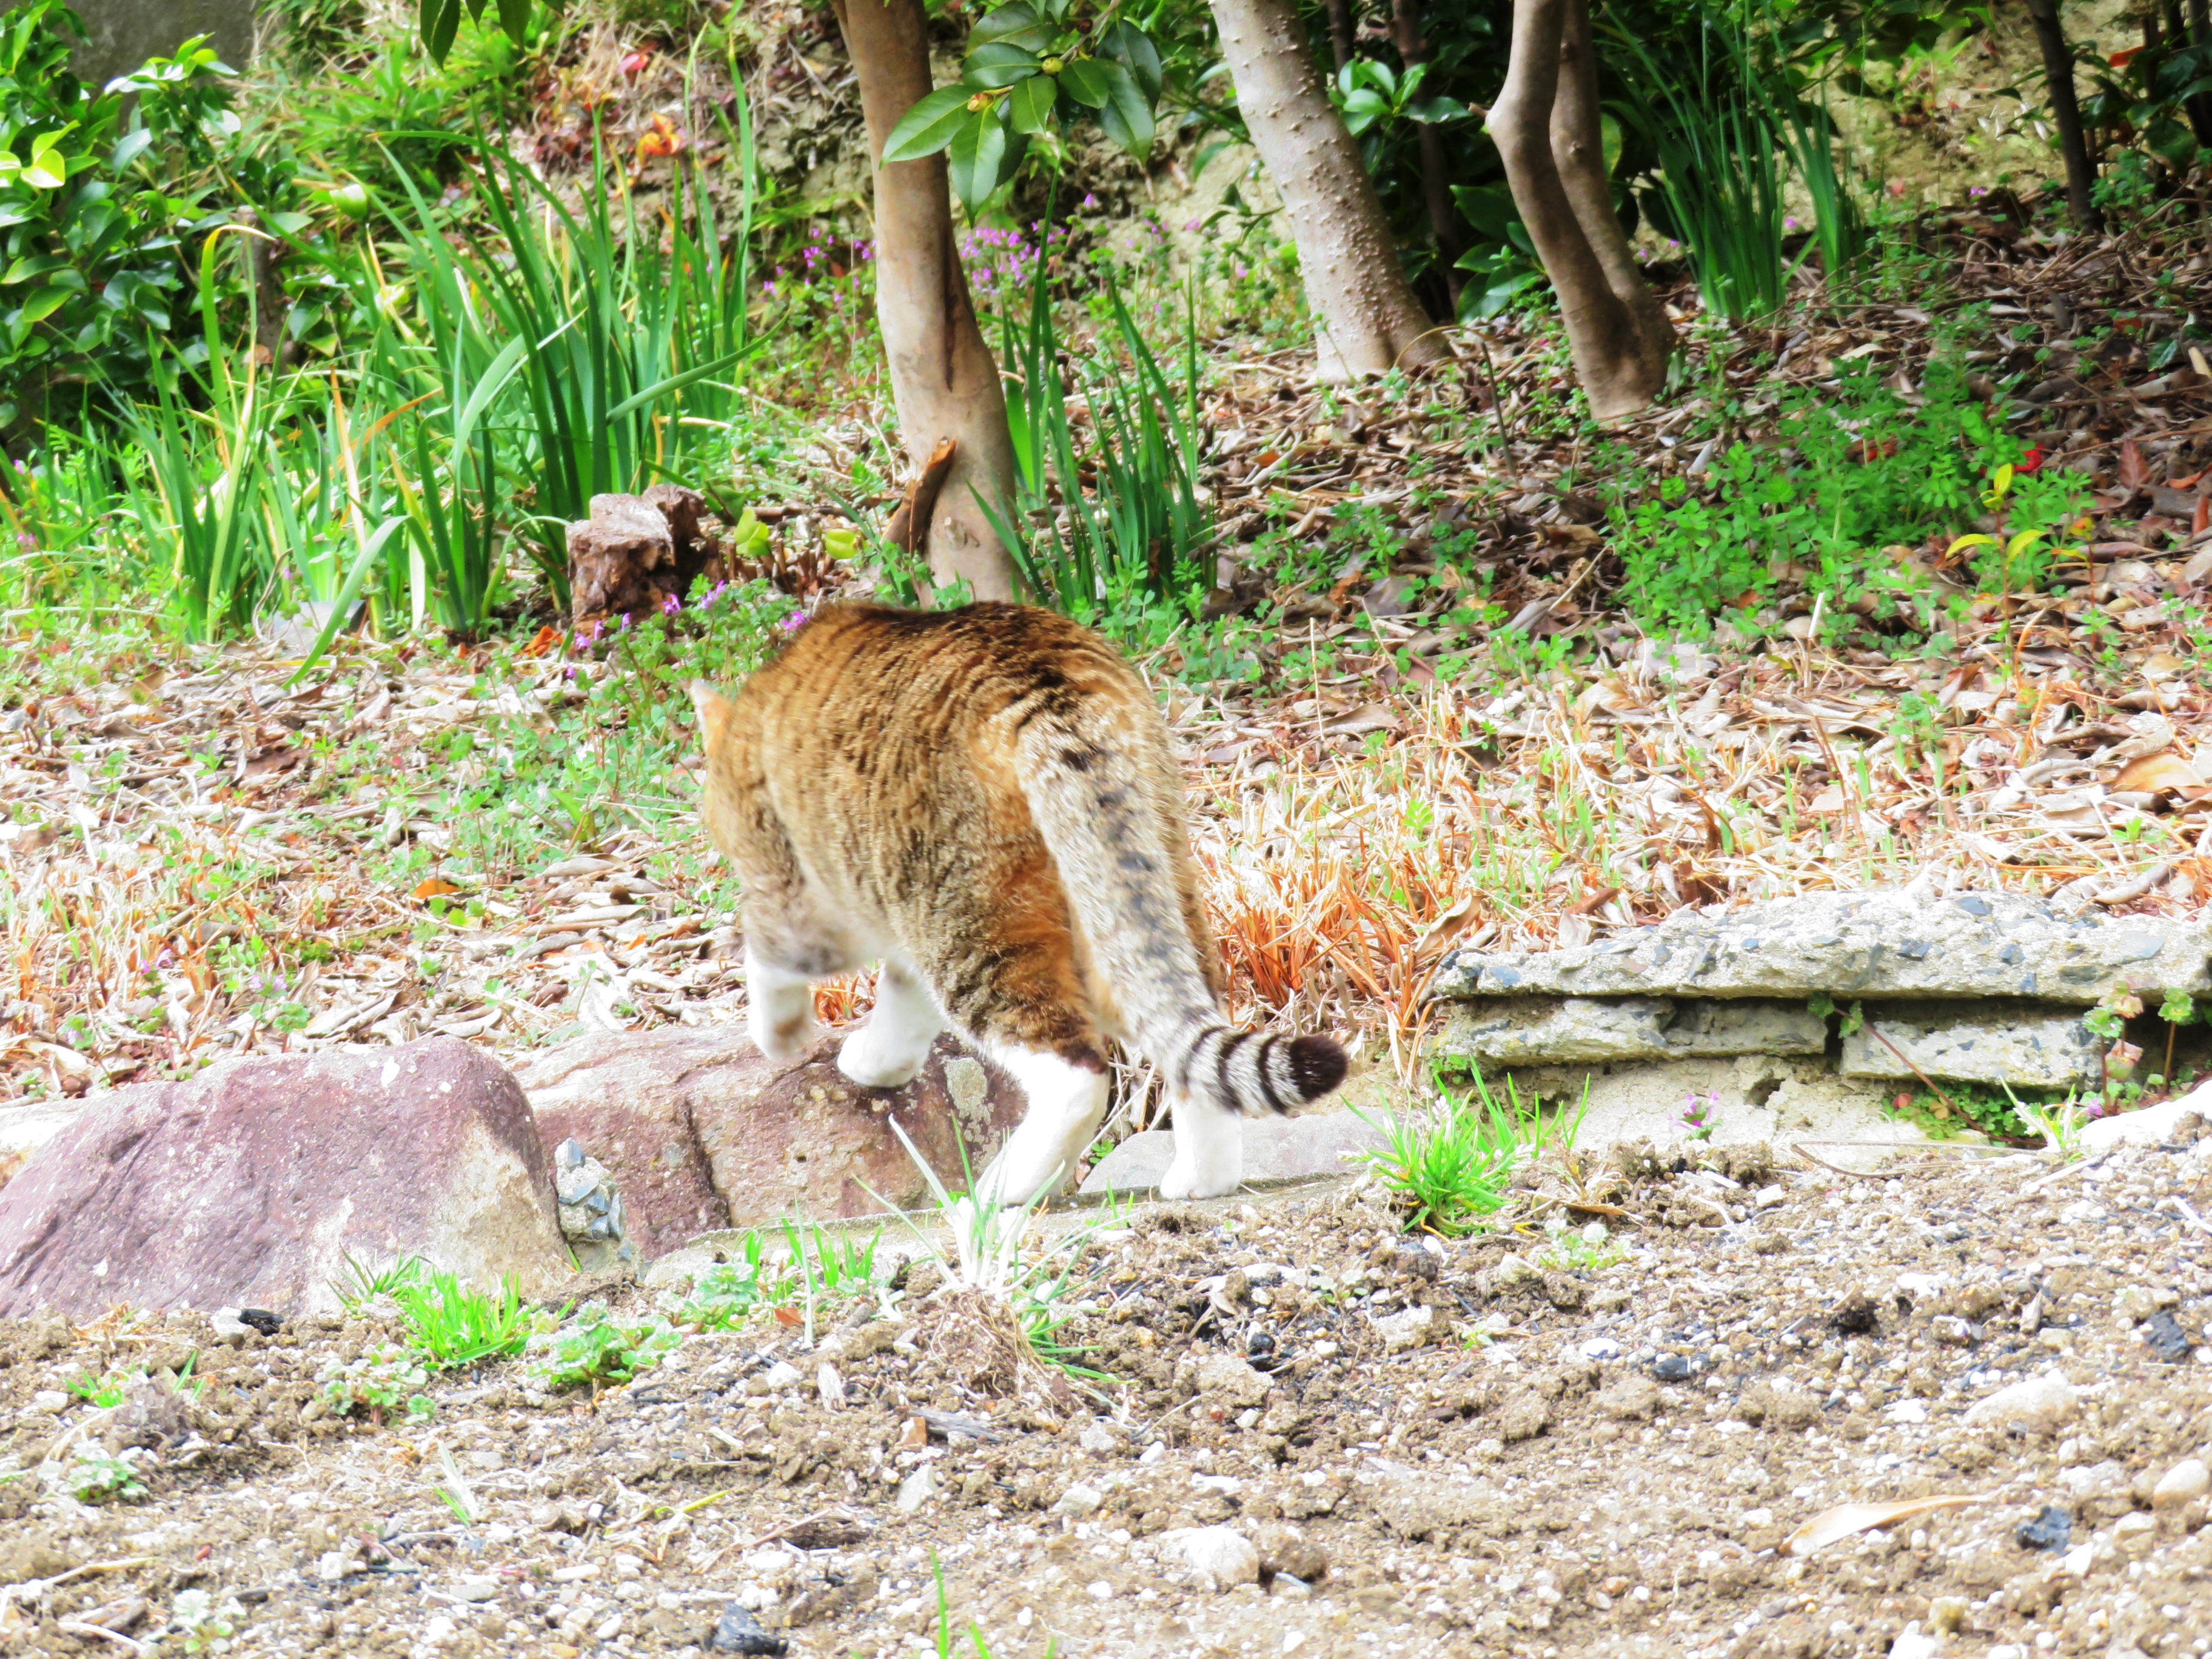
[[1782, 1494, 1983, 1558]]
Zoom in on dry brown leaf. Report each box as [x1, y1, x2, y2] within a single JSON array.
[[2110, 751, 2206, 799], [1782, 1494, 1982, 1558]]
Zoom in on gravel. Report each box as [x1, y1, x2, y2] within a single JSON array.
[[2, 1135, 2211, 1657]]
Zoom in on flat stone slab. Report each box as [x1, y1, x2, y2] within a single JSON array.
[[1078, 1110, 1387, 1195], [1438, 996, 1826, 1066], [1840, 1004, 2102, 1088], [1433, 890, 2212, 1005]]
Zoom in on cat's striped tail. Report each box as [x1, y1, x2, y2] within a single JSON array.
[[1013, 695, 1347, 1118]]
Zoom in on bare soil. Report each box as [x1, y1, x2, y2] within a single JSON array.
[[4, 1129, 2211, 1659]]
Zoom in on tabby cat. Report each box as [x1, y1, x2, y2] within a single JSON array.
[[689, 601, 1347, 1203]]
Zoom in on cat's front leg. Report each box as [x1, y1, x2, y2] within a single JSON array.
[[837, 962, 943, 1088], [745, 943, 822, 1062]]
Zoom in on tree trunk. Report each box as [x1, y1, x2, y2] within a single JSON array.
[[2022, 0, 2103, 233], [1209, 0, 1452, 380], [2186, 0, 2212, 150], [1490, 0, 1672, 420], [828, 0, 1017, 601], [1327, 0, 1357, 70], [1389, 0, 1465, 309], [1550, 0, 1667, 354]]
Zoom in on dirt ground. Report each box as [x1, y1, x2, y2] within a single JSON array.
[[3, 1124, 2210, 1659]]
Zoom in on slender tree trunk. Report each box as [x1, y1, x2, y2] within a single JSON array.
[[2022, 0, 2103, 232], [2187, 0, 2212, 150], [828, 0, 1017, 600], [1209, 0, 1452, 380], [1327, 0, 1357, 70], [1389, 0, 1465, 309], [1491, 0, 1672, 420]]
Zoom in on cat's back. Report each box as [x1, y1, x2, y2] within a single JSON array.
[[736, 601, 1151, 765]]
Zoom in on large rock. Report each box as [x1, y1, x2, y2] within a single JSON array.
[[1438, 996, 1826, 1065], [702, 1034, 1027, 1221], [1838, 1002, 2102, 1087], [0, 1039, 569, 1318], [525, 1026, 1029, 1233], [518, 1030, 732, 1258], [1432, 891, 2212, 1005]]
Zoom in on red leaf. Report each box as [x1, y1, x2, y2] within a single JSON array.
[[2120, 438, 2150, 489], [2016, 446, 2045, 474], [2196, 494, 2209, 537]]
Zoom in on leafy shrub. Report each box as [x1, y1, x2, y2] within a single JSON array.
[[524, 1301, 680, 1392], [0, 8, 302, 424], [1612, 354, 2019, 637]]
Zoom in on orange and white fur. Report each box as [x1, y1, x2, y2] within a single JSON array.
[[689, 601, 1346, 1204]]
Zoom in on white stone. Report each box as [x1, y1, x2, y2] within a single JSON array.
[[1189, 1353, 1274, 1407], [1159, 1526, 1261, 1591], [2080, 1088, 2212, 1151], [1052, 1483, 1102, 1517], [758, 1360, 803, 1391], [896, 1465, 937, 1513], [1964, 1372, 2079, 1432], [1373, 1304, 1438, 1352], [452, 1576, 500, 1602], [2152, 1458, 2210, 1511], [1888, 1621, 1940, 1659]]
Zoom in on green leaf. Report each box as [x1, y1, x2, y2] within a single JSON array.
[[1007, 73, 1057, 135], [970, 2, 1041, 43], [111, 127, 153, 170], [1056, 57, 1111, 109], [496, 0, 532, 40], [1091, 59, 1152, 159], [1099, 21, 1163, 104], [964, 42, 1039, 89], [947, 109, 1009, 215], [22, 155, 64, 189], [18, 286, 69, 324], [420, 0, 463, 64], [1, 254, 65, 284], [882, 85, 978, 163], [1404, 96, 1468, 123]]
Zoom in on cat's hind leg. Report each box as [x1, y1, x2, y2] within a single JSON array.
[[908, 873, 1109, 1206], [1158, 1090, 1243, 1199], [837, 959, 943, 1088], [973, 1048, 1110, 1208]]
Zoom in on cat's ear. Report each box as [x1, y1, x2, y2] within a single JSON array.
[[689, 680, 732, 749]]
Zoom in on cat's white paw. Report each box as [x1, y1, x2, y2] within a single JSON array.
[[837, 1028, 924, 1090], [1158, 1145, 1241, 1200], [751, 1007, 821, 1063]]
